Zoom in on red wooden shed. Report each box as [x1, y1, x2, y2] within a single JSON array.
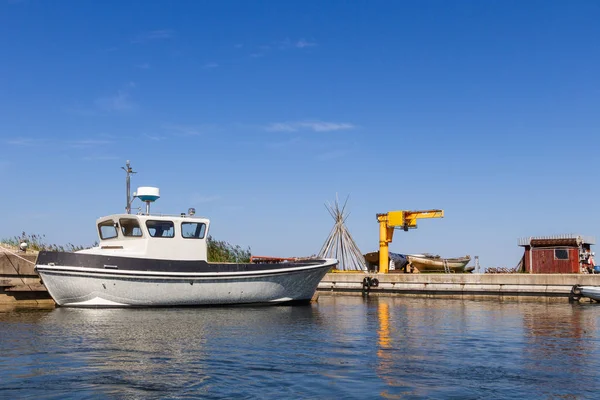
[[518, 235, 595, 274]]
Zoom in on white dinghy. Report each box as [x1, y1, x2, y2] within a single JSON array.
[[35, 162, 337, 307], [580, 287, 600, 301], [571, 285, 600, 302]]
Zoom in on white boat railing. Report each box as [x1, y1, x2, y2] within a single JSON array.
[[134, 212, 208, 219]]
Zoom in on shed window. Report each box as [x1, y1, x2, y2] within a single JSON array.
[[181, 222, 206, 239], [554, 249, 569, 260], [98, 220, 118, 240], [120, 218, 142, 237], [146, 220, 175, 238]]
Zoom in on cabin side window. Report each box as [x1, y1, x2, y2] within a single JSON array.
[[554, 249, 569, 260], [98, 220, 118, 240], [120, 218, 143, 237], [146, 220, 175, 238], [181, 222, 206, 239]]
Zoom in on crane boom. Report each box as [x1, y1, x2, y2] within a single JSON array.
[[377, 209, 444, 273]]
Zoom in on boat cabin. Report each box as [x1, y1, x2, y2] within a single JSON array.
[[78, 213, 211, 261]]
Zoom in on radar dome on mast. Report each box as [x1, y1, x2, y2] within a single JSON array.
[[136, 186, 160, 214]]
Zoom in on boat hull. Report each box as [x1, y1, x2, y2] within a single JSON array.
[[406, 255, 471, 272], [579, 286, 600, 301], [35, 254, 337, 307]]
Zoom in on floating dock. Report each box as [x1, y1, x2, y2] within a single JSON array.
[[317, 272, 600, 302]]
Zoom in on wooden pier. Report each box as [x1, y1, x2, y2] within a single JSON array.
[[0, 250, 53, 306]]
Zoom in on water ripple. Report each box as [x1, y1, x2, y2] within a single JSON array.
[[1, 298, 600, 399]]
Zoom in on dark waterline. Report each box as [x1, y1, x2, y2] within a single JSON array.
[[1, 297, 600, 399]]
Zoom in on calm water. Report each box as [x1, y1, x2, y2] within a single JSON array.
[[1, 296, 600, 399]]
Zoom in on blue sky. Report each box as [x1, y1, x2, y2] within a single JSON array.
[[1, 0, 599, 268]]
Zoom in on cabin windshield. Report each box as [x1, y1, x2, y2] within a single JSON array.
[[120, 218, 143, 237], [146, 220, 175, 238], [98, 220, 118, 240], [181, 222, 206, 239]]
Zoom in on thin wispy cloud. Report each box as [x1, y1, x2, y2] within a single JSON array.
[[146, 30, 174, 39], [265, 123, 296, 132], [296, 39, 317, 48], [64, 105, 99, 116], [136, 63, 151, 69], [265, 121, 355, 133], [203, 62, 219, 69], [67, 139, 113, 149], [275, 39, 292, 50], [317, 149, 349, 161], [234, 43, 244, 49], [250, 38, 317, 58], [305, 122, 354, 131], [162, 124, 206, 136], [277, 38, 317, 50], [95, 88, 137, 112], [66, 89, 137, 115], [131, 29, 175, 44], [6, 137, 39, 146], [267, 137, 302, 150], [143, 133, 166, 141]]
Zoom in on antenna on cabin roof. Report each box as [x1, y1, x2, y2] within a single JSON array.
[[121, 160, 137, 214]]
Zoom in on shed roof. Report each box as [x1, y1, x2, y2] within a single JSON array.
[[518, 234, 595, 247]]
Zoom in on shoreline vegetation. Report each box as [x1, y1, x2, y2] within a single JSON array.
[[1, 232, 251, 263], [207, 236, 251, 263], [1, 233, 91, 253]]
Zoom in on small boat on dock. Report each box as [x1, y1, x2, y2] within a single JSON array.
[[580, 286, 600, 301], [570, 285, 600, 303], [35, 163, 337, 307], [406, 254, 471, 273]]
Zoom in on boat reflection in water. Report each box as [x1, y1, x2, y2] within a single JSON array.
[[2, 298, 600, 398], [22, 305, 327, 398]]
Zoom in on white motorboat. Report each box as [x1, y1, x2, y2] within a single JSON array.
[[35, 162, 337, 307]]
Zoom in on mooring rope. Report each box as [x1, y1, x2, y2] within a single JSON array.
[[0, 244, 38, 291], [0, 244, 37, 265]]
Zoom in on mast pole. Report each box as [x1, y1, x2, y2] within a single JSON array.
[[121, 160, 136, 214]]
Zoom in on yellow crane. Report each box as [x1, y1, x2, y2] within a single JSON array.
[[377, 209, 444, 273]]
